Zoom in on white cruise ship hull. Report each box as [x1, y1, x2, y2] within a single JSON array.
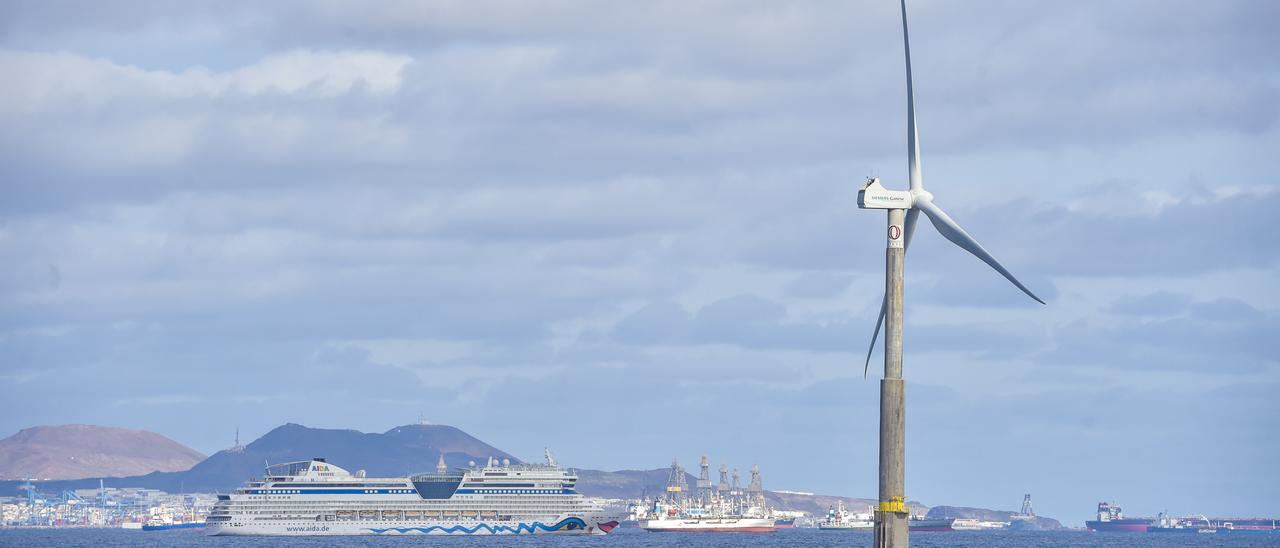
[[208, 514, 614, 536]]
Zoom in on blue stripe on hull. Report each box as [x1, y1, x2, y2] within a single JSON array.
[[366, 517, 587, 535]]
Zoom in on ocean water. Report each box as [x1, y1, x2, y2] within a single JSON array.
[[3, 528, 1280, 548]]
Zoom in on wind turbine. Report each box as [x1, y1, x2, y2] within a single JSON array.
[[857, 1, 1044, 547]]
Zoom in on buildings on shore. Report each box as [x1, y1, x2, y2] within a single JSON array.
[[0, 483, 214, 528]]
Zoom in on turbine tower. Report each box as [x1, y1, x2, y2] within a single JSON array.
[[857, 2, 1044, 547]]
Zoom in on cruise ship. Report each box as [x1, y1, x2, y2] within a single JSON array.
[[206, 451, 620, 536]]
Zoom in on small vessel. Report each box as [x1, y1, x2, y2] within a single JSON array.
[[773, 517, 796, 529], [817, 500, 873, 530], [142, 519, 205, 531], [909, 516, 956, 532], [206, 451, 620, 536], [1084, 502, 1150, 532]]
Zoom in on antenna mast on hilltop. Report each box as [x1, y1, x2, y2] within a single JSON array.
[[229, 427, 245, 453]]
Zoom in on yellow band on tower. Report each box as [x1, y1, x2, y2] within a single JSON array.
[[878, 496, 907, 514]]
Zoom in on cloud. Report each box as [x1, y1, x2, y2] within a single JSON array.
[[1066, 292, 1278, 373], [612, 294, 860, 353], [784, 271, 853, 299], [1107, 291, 1195, 316]]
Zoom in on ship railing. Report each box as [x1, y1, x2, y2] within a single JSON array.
[[409, 473, 466, 482]]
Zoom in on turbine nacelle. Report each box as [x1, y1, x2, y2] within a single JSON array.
[[857, 177, 914, 210]]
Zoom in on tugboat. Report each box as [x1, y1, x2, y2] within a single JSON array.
[[1085, 502, 1151, 532]]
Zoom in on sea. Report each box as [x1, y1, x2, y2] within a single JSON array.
[[3, 528, 1280, 548]]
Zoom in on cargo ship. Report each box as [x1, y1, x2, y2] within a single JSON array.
[[206, 452, 620, 536], [1085, 502, 1151, 532], [640, 513, 776, 533], [637, 457, 776, 533], [1215, 518, 1280, 532], [1148, 513, 1216, 534], [1149, 512, 1280, 534]]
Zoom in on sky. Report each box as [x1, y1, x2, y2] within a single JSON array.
[[1, 0, 1277, 525]]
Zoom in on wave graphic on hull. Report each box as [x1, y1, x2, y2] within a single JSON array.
[[365, 517, 587, 535]]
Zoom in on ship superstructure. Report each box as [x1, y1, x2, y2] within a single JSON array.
[[818, 500, 874, 530], [1085, 501, 1151, 532], [206, 452, 619, 536]]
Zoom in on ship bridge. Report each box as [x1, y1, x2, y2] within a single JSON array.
[[265, 458, 352, 481]]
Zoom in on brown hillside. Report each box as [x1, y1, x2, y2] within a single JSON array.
[[0, 425, 204, 480]]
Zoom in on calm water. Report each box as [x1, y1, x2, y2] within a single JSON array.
[[3, 528, 1280, 547]]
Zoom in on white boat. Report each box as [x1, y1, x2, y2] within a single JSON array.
[[641, 511, 775, 533], [206, 451, 621, 536], [817, 500, 874, 530]]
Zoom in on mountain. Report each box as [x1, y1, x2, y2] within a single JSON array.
[[0, 425, 204, 480], [0, 423, 517, 494], [179, 423, 520, 491], [573, 468, 695, 500]]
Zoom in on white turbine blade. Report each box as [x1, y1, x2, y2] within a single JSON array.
[[903, 208, 919, 249], [915, 198, 1046, 304], [900, 0, 923, 192], [864, 209, 920, 377], [863, 298, 886, 378]]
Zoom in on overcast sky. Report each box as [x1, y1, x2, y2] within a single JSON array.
[[2, 0, 1277, 524]]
